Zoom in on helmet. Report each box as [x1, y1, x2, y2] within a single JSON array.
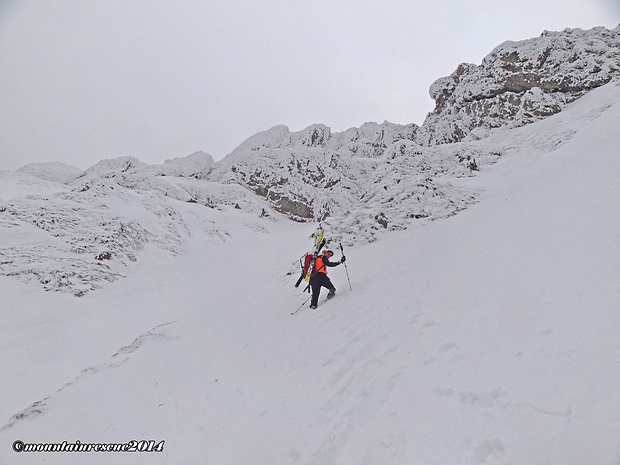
[[323, 249, 334, 255]]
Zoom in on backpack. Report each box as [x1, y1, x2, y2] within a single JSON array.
[[294, 253, 316, 288], [293, 237, 326, 288], [301, 253, 314, 277]]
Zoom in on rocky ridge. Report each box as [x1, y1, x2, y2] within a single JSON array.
[[2, 25, 619, 294], [418, 26, 620, 145], [205, 26, 620, 236]]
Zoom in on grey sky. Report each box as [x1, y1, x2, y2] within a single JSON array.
[[0, 1, 618, 171]]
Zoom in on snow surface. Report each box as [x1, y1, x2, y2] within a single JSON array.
[[15, 162, 83, 184], [1, 83, 620, 464]]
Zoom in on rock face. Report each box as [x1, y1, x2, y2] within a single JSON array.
[[7, 25, 620, 294], [205, 122, 501, 244], [205, 124, 391, 221], [202, 26, 620, 230], [417, 26, 620, 145]]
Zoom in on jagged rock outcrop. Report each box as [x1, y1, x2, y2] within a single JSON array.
[[204, 26, 620, 228], [417, 25, 620, 145], [211, 122, 419, 161], [205, 123, 421, 221], [205, 123, 499, 239], [206, 129, 369, 221]]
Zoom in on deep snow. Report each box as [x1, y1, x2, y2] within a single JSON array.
[[1, 81, 620, 464]]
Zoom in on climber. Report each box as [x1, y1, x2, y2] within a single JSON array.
[[309, 249, 345, 309]]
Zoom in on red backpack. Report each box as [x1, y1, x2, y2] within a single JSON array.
[[301, 253, 313, 276], [294, 253, 316, 288]]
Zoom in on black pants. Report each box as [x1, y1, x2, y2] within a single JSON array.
[[310, 273, 335, 306]]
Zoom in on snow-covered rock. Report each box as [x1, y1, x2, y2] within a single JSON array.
[[417, 25, 620, 145], [207, 121, 497, 241], [157, 151, 214, 178], [0, 148, 288, 295], [0, 172, 191, 296], [3, 25, 620, 293], [207, 133, 372, 221], [325, 141, 501, 243], [205, 26, 619, 238]]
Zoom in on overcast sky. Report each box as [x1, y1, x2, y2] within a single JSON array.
[[0, 1, 618, 171]]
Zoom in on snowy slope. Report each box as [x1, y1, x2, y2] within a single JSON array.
[[1, 78, 619, 465], [15, 162, 83, 184]]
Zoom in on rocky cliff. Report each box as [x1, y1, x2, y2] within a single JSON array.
[[200, 25, 620, 239], [417, 26, 620, 145]]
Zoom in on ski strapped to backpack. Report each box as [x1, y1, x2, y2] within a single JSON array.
[[294, 237, 326, 288], [294, 226, 325, 288]]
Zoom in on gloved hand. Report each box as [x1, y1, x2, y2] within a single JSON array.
[[340, 256, 346, 263]]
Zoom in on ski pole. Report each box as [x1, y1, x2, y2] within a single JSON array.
[[339, 242, 352, 291], [292, 295, 312, 315]]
